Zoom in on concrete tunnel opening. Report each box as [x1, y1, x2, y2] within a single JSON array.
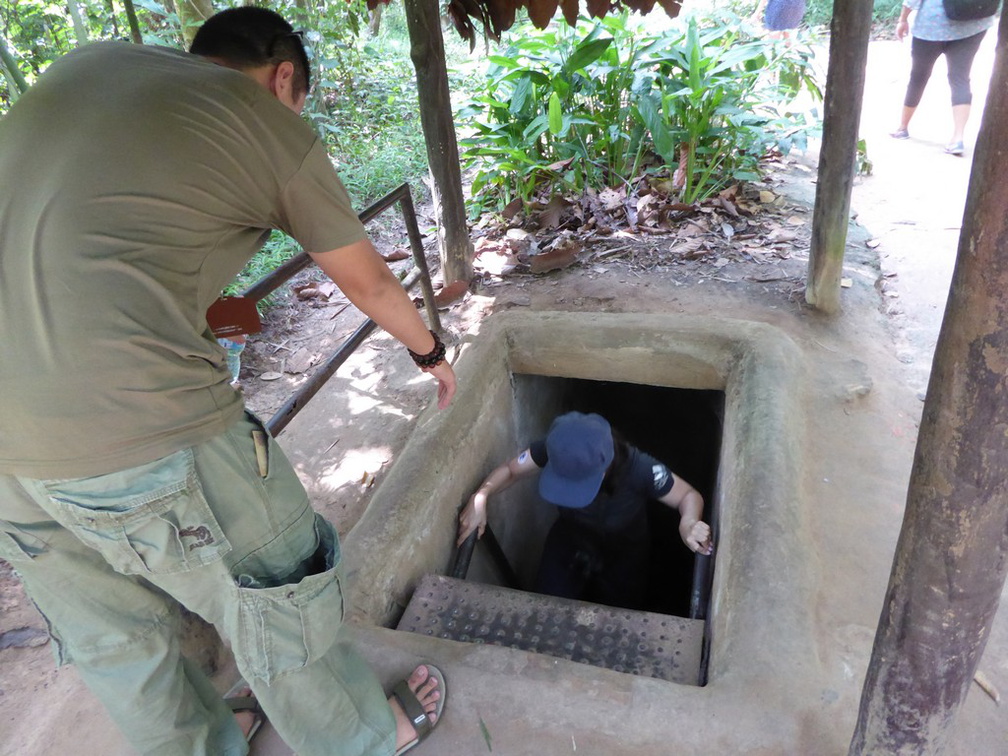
[[397, 374, 724, 686]]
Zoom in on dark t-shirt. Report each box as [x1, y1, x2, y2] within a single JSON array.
[[529, 440, 675, 543]]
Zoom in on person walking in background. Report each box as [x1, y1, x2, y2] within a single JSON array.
[[890, 0, 997, 155], [755, 0, 808, 41]]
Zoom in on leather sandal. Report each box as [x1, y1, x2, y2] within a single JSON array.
[[225, 680, 265, 744], [392, 665, 447, 755]]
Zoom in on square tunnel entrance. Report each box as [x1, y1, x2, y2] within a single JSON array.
[[344, 312, 807, 697], [396, 375, 723, 686]]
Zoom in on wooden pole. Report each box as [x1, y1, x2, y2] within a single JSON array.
[[850, 14, 1008, 754], [67, 0, 89, 47], [123, 0, 144, 44], [805, 0, 873, 313], [402, 0, 474, 285], [176, 0, 212, 48]]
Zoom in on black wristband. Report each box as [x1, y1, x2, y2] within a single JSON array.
[[407, 329, 447, 369]]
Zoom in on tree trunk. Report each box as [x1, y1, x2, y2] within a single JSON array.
[[805, 0, 873, 313], [402, 0, 474, 285], [0, 34, 29, 101], [67, 0, 89, 46], [850, 13, 1008, 755], [123, 0, 144, 44], [368, 5, 383, 36], [176, 0, 213, 49]]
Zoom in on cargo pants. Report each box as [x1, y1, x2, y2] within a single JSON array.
[[0, 413, 396, 756]]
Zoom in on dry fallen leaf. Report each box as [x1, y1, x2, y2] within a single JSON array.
[[598, 187, 624, 212], [434, 280, 469, 308], [381, 249, 410, 262], [671, 238, 706, 258], [284, 347, 316, 374], [501, 197, 523, 221], [768, 228, 799, 243], [259, 371, 283, 381], [718, 197, 739, 218], [531, 237, 582, 274], [294, 283, 321, 300], [759, 190, 777, 204], [538, 195, 569, 229]]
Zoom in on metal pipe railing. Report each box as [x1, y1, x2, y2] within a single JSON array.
[[240, 183, 443, 437], [241, 183, 440, 332]]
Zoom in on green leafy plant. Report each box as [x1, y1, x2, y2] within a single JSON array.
[[458, 11, 822, 213]]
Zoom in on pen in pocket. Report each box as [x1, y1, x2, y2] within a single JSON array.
[[251, 429, 269, 478]]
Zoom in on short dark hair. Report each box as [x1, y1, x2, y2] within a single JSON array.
[[190, 7, 311, 97]]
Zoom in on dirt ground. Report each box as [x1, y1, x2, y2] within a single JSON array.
[[1, 34, 1003, 755]]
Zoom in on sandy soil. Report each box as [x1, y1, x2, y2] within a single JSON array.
[[1, 32, 1002, 755]]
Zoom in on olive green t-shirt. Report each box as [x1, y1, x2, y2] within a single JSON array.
[[0, 42, 368, 478]]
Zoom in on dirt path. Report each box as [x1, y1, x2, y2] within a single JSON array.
[[853, 33, 998, 395]]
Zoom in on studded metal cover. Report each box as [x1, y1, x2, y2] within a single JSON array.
[[397, 574, 704, 684]]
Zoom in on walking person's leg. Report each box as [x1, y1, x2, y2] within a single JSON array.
[[894, 36, 944, 137], [943, 30, 987, 152]]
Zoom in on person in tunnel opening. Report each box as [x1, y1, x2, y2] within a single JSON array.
[[458, 412, 713, 610]]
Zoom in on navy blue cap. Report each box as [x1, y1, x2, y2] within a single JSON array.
[[538, 412, 614, 509]]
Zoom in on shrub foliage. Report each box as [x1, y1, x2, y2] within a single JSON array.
[[457, 12, 821, 214]]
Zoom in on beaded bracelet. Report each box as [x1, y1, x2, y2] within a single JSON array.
[[407, 329, 447, 369]]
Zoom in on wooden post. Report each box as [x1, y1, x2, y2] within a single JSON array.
[[850, 14, 1008, 754], [176, 0, 213, 48], [123, 0, 144, 44], [402, 0, 474, 285], [67, 0, 89, 47], [805, 0, 873, 313]]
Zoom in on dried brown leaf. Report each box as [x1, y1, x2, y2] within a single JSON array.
[[718, 197, 739, 218], [434, 279, 469, 308], [501, 197, 523, 220], [671, 238, 705, 258], [285, 347, 316, 374], [531, 237, 582, 273], [718, 184, 740, 202], [528, 0, 559, 27], [294, 283, 321, 300], [598, 187, 624, 212], [539, 195, 569, 229], [768, 228, 799, 243]]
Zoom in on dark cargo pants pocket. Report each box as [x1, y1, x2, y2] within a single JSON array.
[[232, 514, 345, 685]]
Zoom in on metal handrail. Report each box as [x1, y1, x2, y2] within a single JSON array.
[[239, 183, 442, 437]]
